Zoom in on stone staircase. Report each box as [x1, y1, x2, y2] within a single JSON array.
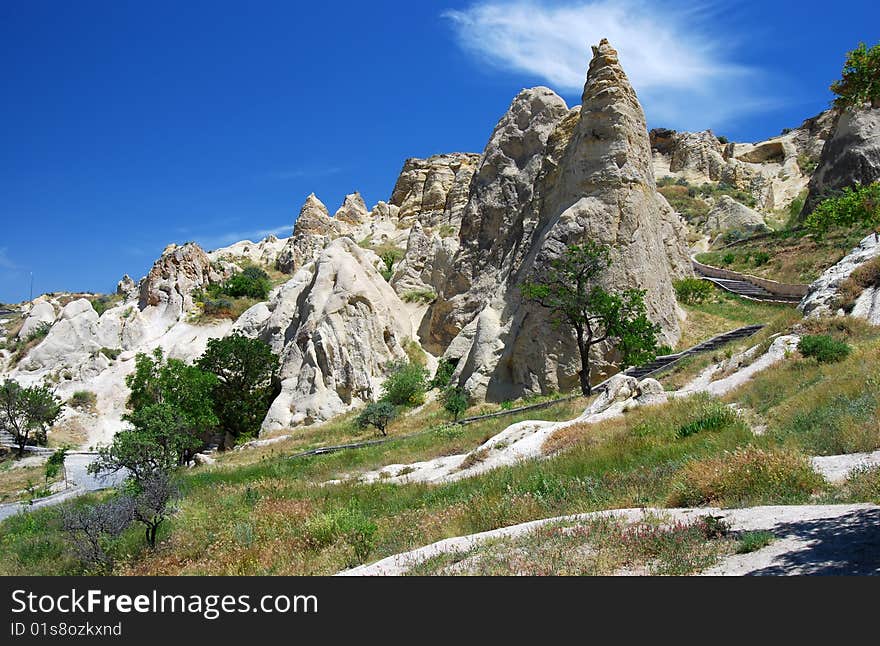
[[0, 430, 14, 447], [618, 324, 765, 382]]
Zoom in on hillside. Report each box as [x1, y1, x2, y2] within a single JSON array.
[[2, 38, 880, 576]]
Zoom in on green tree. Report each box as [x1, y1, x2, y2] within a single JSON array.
[[356, 401, 397, 436], [0, 380, 62, 457], [91, 403, 202, 484], [805, 183, 880, 239], [380, 360, 429, 407], [521, 242, 660, 396], [125, 348, 218, 454], [830, 42, 880, 109], [197, 333, 279, 447], [440, 386, 469, 421]]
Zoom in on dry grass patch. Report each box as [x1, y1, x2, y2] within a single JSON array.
[[668, 446, 825, 508]]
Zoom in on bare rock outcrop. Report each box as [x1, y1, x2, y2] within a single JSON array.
[[800, 233, 880, 324], [424, 87, 571, 350], [804, 107, 880, 214], [334, 192, 370, 226], [138, 242, 225, 318], [18, 302, 56, 339], [243, 237, 414, 430], [430, 40, 691, 401], [389, 153, 480, 228], [276, 194, 337, 274], [705, 196, 768, 236]]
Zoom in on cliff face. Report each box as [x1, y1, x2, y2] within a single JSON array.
[[804, 107, 880, 215], [424, 40, 692, 401]]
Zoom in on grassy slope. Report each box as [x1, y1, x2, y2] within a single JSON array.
[[695, 227, 868, 284], [4, 295, 880, 576]]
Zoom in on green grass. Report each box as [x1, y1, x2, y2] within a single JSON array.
[[4, 311, 880, 576], [736, 530, 775, 554]]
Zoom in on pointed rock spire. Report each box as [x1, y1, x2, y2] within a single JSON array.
[[334, 191, 369, 225], [293, 193, 334, 236]]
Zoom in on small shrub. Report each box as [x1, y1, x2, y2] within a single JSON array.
[[429, 357, 457, 390], [717, 135, 729, 144], [99, 347, 121, 361], [797, 153, 818, 175], [302, 506, 377, 566], [721, 253, 736, 266], [673, 278, 714, 305], [380, 361, 428, 407], [675, 402, 736, 439], [26, 321, 52, 343], [836, 257, 880, 310], [355, 401, 397, 436], [736, 530, 775, 554], [441, 386, 469, 421], [401, 289, 437, 304], [797, 335, 851, 363], [223, 267, 271, 300], [752, 251, 771, 266], [68, 390, 97, 410], [202, 298, 235, 318], [438, 224, 456, 238], [669, 447, 824, 507]]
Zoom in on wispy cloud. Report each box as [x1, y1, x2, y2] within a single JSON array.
[[194, 224, 291, 251], [444, 1, 778, 129], [263, 166, 345, 181], [0, 248, 17, 270]]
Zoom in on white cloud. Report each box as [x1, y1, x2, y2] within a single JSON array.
[[444, 0, 778, 129], [0, 248, 17, 270], [194, 224, 291, 251]]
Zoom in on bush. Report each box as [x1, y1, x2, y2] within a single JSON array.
[[736, 530, 775, 554], [673, 278, 714, 305], [26, 321, 52, 343], [752, 251, 771, 266], [797, 335, 851, 363], [668, 447, 824, 507], [356, 401, 397, 436], [401, 289, 437, 304], [717, 135, 729, 145], [202, 298, 235, 318], [440, 386, 469, 421], [429, 358, 457, 390], [675, 401, 736, 439], [721, 253, 736, 266], [302, 505, 378, 565], [99, 347, 121, 361], [380, 361, 428, 407], [68, 390, 96, 410], [806, 182, 880, 236], [836, 257, 880, 310], [223, 267, 271, 300]]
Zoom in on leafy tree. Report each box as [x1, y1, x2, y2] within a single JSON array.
[[440, 386, 469, 421], [380, 360, 429, 407], [805, 182, 880, 239], [830, 42, 880, 109], [520, 242, 660, 396], [90, 403, 202, 483], [356, 401, 397, 436], [197, 333, 279, 447], [0, 380, 62, 457]]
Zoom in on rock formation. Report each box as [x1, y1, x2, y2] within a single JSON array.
[[426, 40, 692, 401], [238, 237, 414, 430], [800, 232, 880, 325], [139, 242, 227, 318], [276, 194, 338, 274], [705, 196, 768, 236], [651, 110, 836, 214], [389, 153, 480, 228], [18, 302, 56, 339], [804, 107, 880, 214]]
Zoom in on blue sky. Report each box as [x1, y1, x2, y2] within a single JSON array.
[[1, 0, 877, 303]]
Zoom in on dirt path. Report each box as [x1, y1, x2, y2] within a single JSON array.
[[339, 504, 880, 576]]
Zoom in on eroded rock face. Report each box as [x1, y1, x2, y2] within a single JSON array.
[[18, 302, 56, 339], [139, 242, 224, 318], [804, 107, 880, 214], [389, 153, 480, 228], [429, 40, 692, 401], [334, 192, 370, 226], [705, 196, 767, 236], [276, 195, 336, 274], [651, 110, 837, 214], [424, 87, 572, 350], [800, 233, 880, 324], [241, 237, 414, 430]]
